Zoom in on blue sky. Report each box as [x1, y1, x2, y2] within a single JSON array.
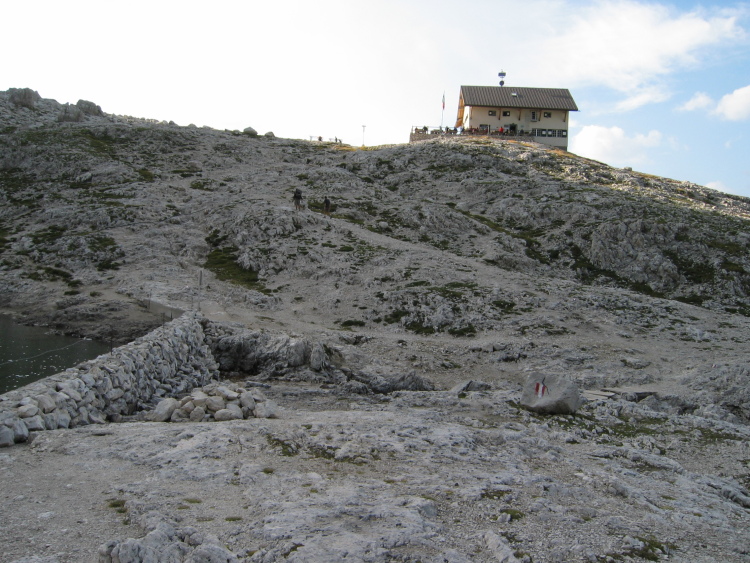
[[2, 0, 749, 197]]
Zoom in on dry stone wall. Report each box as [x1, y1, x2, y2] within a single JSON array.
[[0, 312, 218, 447]]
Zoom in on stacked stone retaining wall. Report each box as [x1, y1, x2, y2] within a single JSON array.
[[0, 312, 218, 447]]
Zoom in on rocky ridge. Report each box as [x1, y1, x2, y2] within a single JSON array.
[[1, 88, 750, 562]]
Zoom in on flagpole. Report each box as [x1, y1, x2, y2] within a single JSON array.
[[441, 92, 445, 129]]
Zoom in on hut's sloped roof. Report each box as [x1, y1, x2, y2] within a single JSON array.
[[460, 86, 578, 111]]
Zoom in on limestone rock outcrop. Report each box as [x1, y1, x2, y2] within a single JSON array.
[[8, 87, 41, 109]]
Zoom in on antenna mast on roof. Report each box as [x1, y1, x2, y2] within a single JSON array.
[[498, 70, 506, 87]]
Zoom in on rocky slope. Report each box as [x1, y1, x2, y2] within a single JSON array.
[[1, 88, 750, 562]]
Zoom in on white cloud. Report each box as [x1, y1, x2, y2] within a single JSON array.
[[569, 125, 662, 166], [714, 85, 750, 121], [614, 86, 672, 112], [527, 1, 744, 110], [677, 92, 715, 112], [706, 180, 729, 192]]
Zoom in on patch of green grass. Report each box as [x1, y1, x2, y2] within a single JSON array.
[[405, 321, 435, 335], [96, 258, 121, 271], [108, 499, 127, 513], [481, 489, 510, 500], [491, 299, 516, 313], [623, 536, 677, 561], [355, 201, 379, 216], [266, 435, 299, 456], [721, 259, 746, 274], [30, 225, 67, 246], [0, 167, 36, 193], [694, 427, 741, 443], [0, 224, 9, 252], [81, 130, 118, 156], [88, 234, 117, 252], [445, 281, 478, 290], [608, 416, 667, 438], [308, 444, 336, 460], [500, 508, 524, 521], [205, 229, 229, 247], [675, 294, 708, 306], [44, 266, 72, 281], [190, 179, 214, 191], [707, 238, 744, 256], [384, 309, 409, 324], [204, 246, 266, 292], [568, 243, 665, 298], [428, 285, 464, 299], [448, 324, 477, 337], [664, 250, 715, 284], [137, 168, 155, 182]]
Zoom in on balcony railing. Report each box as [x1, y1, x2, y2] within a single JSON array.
[[409, 126, 567, 143]]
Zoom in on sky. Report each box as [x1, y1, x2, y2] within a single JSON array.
[[2, 0, 750, 198]]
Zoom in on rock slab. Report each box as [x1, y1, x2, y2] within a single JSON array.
[[520, 373, 584, 415]]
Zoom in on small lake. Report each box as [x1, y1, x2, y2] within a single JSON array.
[[0, 315, 112, 395]]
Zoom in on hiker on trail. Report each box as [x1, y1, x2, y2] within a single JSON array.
[[323, 196, 331, 215], [293, 188, 303, 210]]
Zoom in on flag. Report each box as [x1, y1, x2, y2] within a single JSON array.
[[442, 93, 445, 110]]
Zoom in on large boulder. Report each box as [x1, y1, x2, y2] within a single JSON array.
[[309, 342, 327, 371], [0, 426, 14, 448], [8, 87, 41, 109], [243, 126, 258, 137], [520, 373, 584, 415], [57, 103, 84, 122], [76, 99, 103, 116], [150, 398, 180, 422]]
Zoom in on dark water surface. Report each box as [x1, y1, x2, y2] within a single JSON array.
[[0, 315, 111, 394]]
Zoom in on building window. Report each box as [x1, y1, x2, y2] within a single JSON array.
[[530, 111, 538, 121], [502, 110, 511, 117], [488, 110, 496, 116], [543, 111, 552, 118]]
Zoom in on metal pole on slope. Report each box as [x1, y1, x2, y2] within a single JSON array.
[[441, 92, 445, 130]]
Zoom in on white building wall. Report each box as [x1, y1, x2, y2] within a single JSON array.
[[462, 106, 570, 149]]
